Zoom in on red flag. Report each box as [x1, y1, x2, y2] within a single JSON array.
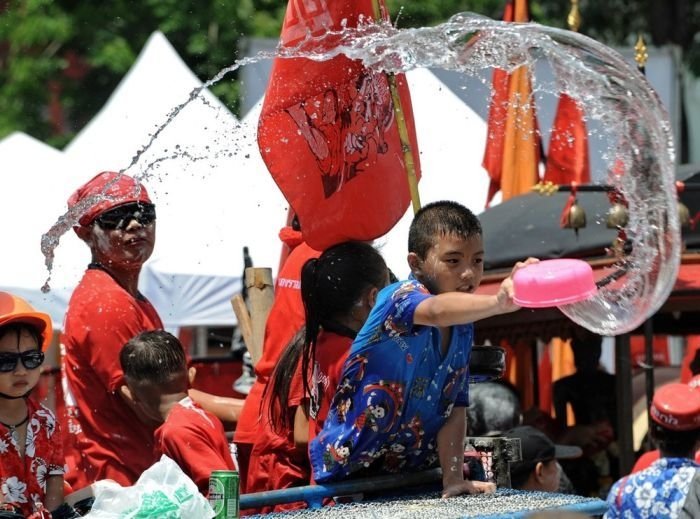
[[543, 94, 590, 184], [482, 0, 541, 207], [258, 0, 421, 250]]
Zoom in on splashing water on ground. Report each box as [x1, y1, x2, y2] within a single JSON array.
[[41, 13, 679, 335]]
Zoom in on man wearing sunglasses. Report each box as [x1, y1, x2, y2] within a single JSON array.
[[61, 171, 162, 491], [61, 171, 243, 491]]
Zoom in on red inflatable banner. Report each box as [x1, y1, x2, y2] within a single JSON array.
[[258, 0, 421, 250]]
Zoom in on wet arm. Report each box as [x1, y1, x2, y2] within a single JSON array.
[[438, 407, 495, 497], [413, 258, 537, 327], [189, 389, 244, 424], [414, 293, 505, 327]]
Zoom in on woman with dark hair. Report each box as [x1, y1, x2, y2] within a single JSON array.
[[245, 242, 388, 512]]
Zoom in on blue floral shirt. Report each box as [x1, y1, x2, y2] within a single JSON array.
[[605, 457, 699, 518], [309, 280, 474, 482]]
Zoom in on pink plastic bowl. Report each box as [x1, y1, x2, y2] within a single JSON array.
[[513, 259, 597, 308]]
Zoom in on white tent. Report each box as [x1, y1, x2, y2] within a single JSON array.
[[374, 68, 489, 278], [0, 132, 88, 327]]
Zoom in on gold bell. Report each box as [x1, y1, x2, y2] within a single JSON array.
[[678, 201, 691, 228], [564, 200, 587, 229], [606, 203, 629, 229]]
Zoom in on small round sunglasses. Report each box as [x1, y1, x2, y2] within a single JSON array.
[[0, 350, 45, 373], [94, 202, 156, 231]]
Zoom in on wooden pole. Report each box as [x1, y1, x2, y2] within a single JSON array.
[[371, 0, 421, 214], [230, 294, 254, 357], [244, 267, 275, 366]]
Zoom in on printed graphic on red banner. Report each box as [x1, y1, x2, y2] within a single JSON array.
[[258, 0, 421, 250]]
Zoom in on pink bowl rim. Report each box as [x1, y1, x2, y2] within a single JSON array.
[[514, 286, 598, 308]]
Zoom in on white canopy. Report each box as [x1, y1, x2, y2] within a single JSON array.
[[0, 132, 88, 326]]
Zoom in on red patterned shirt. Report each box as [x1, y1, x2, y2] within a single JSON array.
[[0, 398, 64, 516]]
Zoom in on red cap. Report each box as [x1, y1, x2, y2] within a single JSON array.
[[650, 383, 700, 431], [0, 292, 53, 351], [68, 171, 151, 226], [689, 375, 700, 390]]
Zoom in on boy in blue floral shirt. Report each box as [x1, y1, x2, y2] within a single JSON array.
[[309, 201, 536, 498], [605, 382, 700, 518]]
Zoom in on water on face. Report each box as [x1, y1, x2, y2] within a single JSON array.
[[41, 13, 680, 335]]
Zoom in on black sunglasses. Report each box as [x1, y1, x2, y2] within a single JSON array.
[[94, 202, 156, 231], [0, 350, 45, 373]]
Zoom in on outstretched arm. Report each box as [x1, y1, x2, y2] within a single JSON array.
[[414, 259, 538, 328], [438, 407, 495, 498]]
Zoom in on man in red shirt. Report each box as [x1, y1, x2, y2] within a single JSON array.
[[62, 171, 243, 490], [233, 225, 319, 492], [62, 171, 163, 489]]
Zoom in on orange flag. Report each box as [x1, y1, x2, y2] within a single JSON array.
[[258, 0, 421, 250], [482, 0, 541, 206], [544, 94, 590, 184]]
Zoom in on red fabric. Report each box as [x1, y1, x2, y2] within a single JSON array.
[[258, 0, 421, 250], [245, 366, 308, 514], [67, 171, 151, 226], [307, 331, 353, 445], [482, 0, 540, 207], [234, 243, 320, 493], [680, 335, 700, 383], [630, 335, 670, 368], [279, 226, 304, 249], [632, 449, 700, 473], [61, 268, 163, 489], [154, 397, 235, 496], [0, 399, 64, 516], [538, 341, 553, 412], [543, 94, 591, 185], [482, 64, 509, 206]]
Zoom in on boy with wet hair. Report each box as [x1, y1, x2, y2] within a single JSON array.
[[120, 330, 236, 496], [309, 200, 536, 498]]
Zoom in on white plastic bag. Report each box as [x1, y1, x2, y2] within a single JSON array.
[[85, 455, 215, 518]]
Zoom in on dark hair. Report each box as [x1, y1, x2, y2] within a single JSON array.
[[0, 323, 41, 350], [467, 380, 522, 437], [510, 462, 534, 489], [263, 329, 305, 434], [408, 200, 482, 258], [120, 330, 187, 385], [265, 241, 387, 433], [570, 330, 603, 370], [650, 421, 700, 458]]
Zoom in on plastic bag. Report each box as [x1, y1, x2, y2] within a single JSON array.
[[85, 455, 215, 518]]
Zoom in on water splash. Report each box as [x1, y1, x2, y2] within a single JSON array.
[[41, 13, 679, 335]]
